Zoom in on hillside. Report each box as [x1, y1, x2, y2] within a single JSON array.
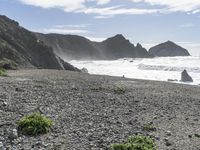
[[0, 15, 79, 71], [36, 33, 151, 60]]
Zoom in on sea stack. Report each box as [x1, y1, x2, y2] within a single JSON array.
[[149, 41, 190, 57], [181, 70, 193, 82]]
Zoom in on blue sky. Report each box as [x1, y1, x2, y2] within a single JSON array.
[[0, 0, 200, 55]]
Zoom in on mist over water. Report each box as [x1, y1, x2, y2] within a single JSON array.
[[70, 56, 200, 85]]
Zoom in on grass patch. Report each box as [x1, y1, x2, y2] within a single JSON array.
[[114, 86, 126, 94], [142, 124, 156, 132], [0, 68, 8, 77], [110, 135, 157, 150], [18, 113, 53, 136]]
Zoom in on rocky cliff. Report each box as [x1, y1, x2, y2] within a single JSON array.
[[149, 41, 190, 57], [36, 33, 151, 60], [0, 15, 79, 71]]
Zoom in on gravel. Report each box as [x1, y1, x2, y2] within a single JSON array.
[[0, 69, 200, 150]]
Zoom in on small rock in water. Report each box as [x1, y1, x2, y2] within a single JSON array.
[[181, 70, 193, 82], [168, 79, 178, 82], [81, 67, 89, 73]]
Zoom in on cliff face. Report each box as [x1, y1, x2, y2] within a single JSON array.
[[35, 33, 104, 60], [149, 41, 190, 57], [0, 15, 79, 71], [36, 33, 151, 60], [98, 34, 150, 59]]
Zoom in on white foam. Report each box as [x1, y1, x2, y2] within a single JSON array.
[[69, 56, 200, 85]]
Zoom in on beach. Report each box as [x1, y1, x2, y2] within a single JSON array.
[[0, 70, 200, 150]]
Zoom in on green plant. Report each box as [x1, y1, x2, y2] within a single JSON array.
[[142, 124, 156, 132], [0, 68, 7, 77], [194, 134, 200, 138], [110, 135, 157, 150], [18, 113, 53, 136], [114, 86, 126, 94]]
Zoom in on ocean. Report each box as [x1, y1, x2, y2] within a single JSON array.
[[70, 56, 200, 85]]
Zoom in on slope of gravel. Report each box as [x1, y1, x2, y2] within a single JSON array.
[[0, 70, 200, 150]]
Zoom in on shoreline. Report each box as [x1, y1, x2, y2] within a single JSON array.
[[0, 69, 200, 149]]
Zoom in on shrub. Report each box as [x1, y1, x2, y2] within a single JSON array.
[[110, 135, 157, 150], [18, 113, 53, 136], [114, 86, 126, 94], [0, 68, 7, 77], [142, 124, 156, 132], [194, 134, 200, 138]]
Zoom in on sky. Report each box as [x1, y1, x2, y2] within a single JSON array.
[[0, 0, 200, 55]]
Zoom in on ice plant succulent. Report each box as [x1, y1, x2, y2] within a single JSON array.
[[18, 113, 52, 136]]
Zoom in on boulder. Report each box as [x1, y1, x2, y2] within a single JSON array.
[[181, 70, 193, 82], [81, 68, 89, 73]]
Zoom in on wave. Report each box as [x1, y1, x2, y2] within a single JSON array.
[[138, 64, 200, 73]]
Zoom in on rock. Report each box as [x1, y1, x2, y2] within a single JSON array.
[[166, 141, 172, 147], [36, 33, 151, 60], [181, 70, 193, 82], [2, 101, 7, 106], [9, 129, 18, 140], [0, 142, 3, 148], [2, 64, 13, 70], [0, 15, 79, 71], [149, 41, 190, 57], [81, 68, 89, 73], [166, 131, 172, 136], [168, 79, 178, 82]]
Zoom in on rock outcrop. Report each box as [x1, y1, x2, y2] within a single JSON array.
[[35, 33, 151, 60], [98, 34, 151, 59], [0, 15, 79, 71], [181, 70, 193, 82], [149, 41, 190, 57]]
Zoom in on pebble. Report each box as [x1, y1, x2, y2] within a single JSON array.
[[2, 102, 7, 106], [9, 129, 18, 140], [0, 141, 3, 148], [166, 141, 172, 147], [166, 131, 171, 136]]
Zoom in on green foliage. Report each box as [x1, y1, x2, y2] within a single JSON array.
[[194, 134, 200, 138], [142, 124, 156, 132], [0, 68, 7, 77], [110, 135, 157, 150], [114, 86, 126, 94], [18, 113, 53, 136]]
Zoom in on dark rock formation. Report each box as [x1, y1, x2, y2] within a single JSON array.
[[35, 33, 103, 60], [181, 70, 193, 82], [98, 34, 151, 59], [149, 41, 190, 57], [0, 15, 79, 71], [35, 33, 151, 60]]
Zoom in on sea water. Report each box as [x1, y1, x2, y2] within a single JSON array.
[[70, 56, 200, 85]]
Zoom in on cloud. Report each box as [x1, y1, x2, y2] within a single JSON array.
[[86, 36, 106, 41], [39, 24, 90, 34], [89, 0, 111, 5], [19, 0, 86, 11], [54, 24, 91, 28], [178, 23, 195, 28], [131, 0, 200, 13], [18, 0, 200, 18]]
